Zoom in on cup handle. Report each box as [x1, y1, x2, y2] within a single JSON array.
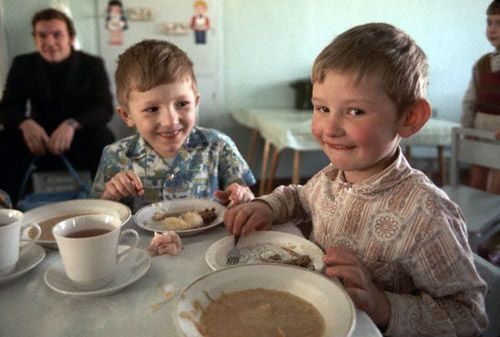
[[117, 229, 140, 262], [20, 223, 41, 253]]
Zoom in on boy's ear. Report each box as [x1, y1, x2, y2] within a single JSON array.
[[398, 99, 431, 138], [117, 106, 135, 127]]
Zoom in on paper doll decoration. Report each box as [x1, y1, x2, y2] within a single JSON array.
[[190, 0, 210, 44], [106, 0, 128, 45]]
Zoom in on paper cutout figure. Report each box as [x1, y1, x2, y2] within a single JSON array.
[[106, 0, 128, 46], [190, 0, 210, 44]]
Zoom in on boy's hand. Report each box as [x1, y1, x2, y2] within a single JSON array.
[[215, 183, 254, 208], [323, 246, 390, 329], [223, 200, 273, 236], [101, 171, 144, 201]]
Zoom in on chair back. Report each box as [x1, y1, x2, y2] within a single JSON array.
[[449, 127, 500, 185]]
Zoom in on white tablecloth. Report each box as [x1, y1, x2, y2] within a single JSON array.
[[0, 221, 382, 337]]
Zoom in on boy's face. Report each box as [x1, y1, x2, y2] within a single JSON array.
[[34, 19, 74, 63], [311, 70, 406, 184], [118, 77, 199, 158], [487, 14, 500, 48]]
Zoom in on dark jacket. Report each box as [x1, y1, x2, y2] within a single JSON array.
[[0, 50, 114, 132]]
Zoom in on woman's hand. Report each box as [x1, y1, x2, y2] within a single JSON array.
[[47, 119, 78, 155], [101, 171, 144, 201], [223, 200, 273, 236], [215, 183, 254, 208], [323, 246, 390, 329]]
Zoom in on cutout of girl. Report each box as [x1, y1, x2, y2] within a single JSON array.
[[190, 0, 210, 44], [106, 0, 128, 46]]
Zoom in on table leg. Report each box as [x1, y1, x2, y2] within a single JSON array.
[[438, 145, 446, 185], [266, 146, 281, 194], [292, 151, 301, 185], [259, 140, 271, 196], [247, 129, 259, 167]]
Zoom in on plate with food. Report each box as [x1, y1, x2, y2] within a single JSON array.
[[205, 230, 324, 271], [133, 199, 226, 237], [20, 199, 131, 249], [175, 263, 355, 337]]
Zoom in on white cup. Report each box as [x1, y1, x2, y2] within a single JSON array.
[[0, 209, 41, 276], [52, 214, 140, 290]]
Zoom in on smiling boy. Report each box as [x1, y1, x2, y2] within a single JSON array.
[[224, 23, 488, 336], [90, 40, 255, 212]]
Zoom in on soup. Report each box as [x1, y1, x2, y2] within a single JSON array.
[[29, 213, 92, 241], [197, 288, 324, 337]]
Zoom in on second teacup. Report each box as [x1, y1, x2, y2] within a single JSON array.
[[52, 214, 139, 291]]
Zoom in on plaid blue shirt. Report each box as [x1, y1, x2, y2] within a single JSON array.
[[90, 127, 255, 212]]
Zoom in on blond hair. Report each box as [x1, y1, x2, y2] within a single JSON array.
[[115, 39, 197, 108], [312, 23, 428, 113]]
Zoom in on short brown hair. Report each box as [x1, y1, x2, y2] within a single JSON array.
[[487, 0, 500, 14], [312, 23, 428, 113], [31, 8, 76, 38], [115, 39, 198, 108]]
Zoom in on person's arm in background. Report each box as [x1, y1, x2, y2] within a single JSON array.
[[461, 64, 478, 128], [0, 56, 50, 155]]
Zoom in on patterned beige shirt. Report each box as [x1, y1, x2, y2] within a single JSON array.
[[261, 150, 488, 337]]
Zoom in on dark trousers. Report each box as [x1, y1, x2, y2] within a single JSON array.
[[0, 127, 114, 204]]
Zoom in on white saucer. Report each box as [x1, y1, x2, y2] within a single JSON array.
[[0, 243, 46, 286], [44, 247, 151, 297]]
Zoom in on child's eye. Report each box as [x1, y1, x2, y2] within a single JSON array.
[[143, 107, 159, 113], [313, 106, 329, 113], [175, 101, 191, 109], [346, 108, 364, 116]]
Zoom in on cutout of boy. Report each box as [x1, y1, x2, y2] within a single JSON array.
[[224, 23, 488, 335], [461, 0, 500, 194], [90, 40, 255, 212]]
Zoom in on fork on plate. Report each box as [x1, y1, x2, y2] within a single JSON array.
[[225, 235, 241, 265]]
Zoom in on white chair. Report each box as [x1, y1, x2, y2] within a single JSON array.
[[474, 252, 500, 337], [441, 127, 500, 251]]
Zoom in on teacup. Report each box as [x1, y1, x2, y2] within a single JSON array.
[[0, 209, 41, 276], [52, 214, 140, 290]]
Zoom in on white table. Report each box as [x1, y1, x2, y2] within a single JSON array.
[[231, 109, 459, 194], [0, 221, 382, 337]]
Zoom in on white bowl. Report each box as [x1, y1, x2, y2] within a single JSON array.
[[175, 263, 355, 337]]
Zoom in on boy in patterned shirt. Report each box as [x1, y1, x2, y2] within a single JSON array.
[[90, 40, 255, 212], [224, 23, 488, 336]]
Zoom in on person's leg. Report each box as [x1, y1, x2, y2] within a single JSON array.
[[0, 129, 34, 204], [469, 165, 489, 191], [486, 168, 500, 194]]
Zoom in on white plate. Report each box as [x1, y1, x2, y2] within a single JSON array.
[[44, 247, 151, 297], [175, 264, 356, 337], [20, 199, 131, 249], [205, 230, 324, 270], [134, 199, 225, 237], [0, 243, 46, 286]]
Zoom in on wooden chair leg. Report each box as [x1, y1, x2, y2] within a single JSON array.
[[258, 140, 271, 196], [247, 129, 259, 168], [266, 146, 281, 194], [292, 151, 301, 185], [437, 145, 445, 185]]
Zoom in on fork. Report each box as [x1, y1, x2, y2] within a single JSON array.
[[225, 235, 241, 265]]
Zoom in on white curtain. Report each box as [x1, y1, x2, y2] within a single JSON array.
[[0, 0, 9, 99]]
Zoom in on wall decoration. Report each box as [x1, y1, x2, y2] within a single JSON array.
[[105, 0, 128, 45], [190, 0, 210, 44], [164, 22, 189, 36], [127, 7, 153, 21]]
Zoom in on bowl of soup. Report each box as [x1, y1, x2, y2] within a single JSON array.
[[175, 263, 355, 337], [21, 199, 131, 249]]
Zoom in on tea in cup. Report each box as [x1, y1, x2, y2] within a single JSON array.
[[0, 209, 41, 276], [52, 214, 140, 290]]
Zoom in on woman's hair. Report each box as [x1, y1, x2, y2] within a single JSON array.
[[312, 22, 428, 113], [31, 8, 76, 38], [115, 39, 198, 108]]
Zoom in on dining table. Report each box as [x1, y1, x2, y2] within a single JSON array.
[[0, 218, 383, 337]]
